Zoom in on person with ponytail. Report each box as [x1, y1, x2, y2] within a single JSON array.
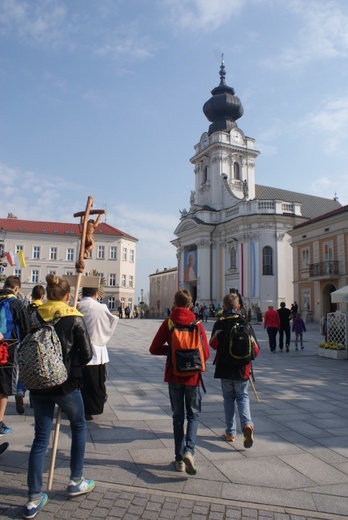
[[24, 274, 94, 519]]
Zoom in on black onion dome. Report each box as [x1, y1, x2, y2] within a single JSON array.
[[203, 56, 244, 135]]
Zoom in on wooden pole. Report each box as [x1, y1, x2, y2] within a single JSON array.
[[47, 407, 62, 490], [47, 196, 102, 490], [249, 376, 261, 404]]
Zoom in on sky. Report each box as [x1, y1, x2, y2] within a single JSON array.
[[1, 0, 348, 302]]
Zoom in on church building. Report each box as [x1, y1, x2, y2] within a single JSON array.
[[172, 58, 341, 317]]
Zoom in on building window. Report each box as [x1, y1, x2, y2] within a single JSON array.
[[121, 274, 126, 287], [234, 162, 240, 180], [65, 270, 74, 276], [202, 166, 208, 184], [122, 247, 127, 261], [31, 270, 39, 283], [110, 246, 117, 260], [108, 297, 115, 310], [33, 246, 40, 260], [48, 270, 56, 275], [97, 245, 105, 259], [14, 269, 21, 279], [129, 275, 134, 288], [262, 246, 273, 275], [130, 249, 134, 263], [128, 298, 132, 309], [109, 273, 116, 287], [121, 297, 125, 307], [301, 248, 310, 270], [66, 248, 74, 261], [16, 245, 23, 253], [50, 247, 58, 261], [323, 241, 334, 261]]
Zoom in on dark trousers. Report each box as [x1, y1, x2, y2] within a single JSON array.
[[267, 327, 278, 352], [279, 326, 291, 349]]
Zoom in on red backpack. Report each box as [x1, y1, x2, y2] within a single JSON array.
[[168, 319, 206, 377]]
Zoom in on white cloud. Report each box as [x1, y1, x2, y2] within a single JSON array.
[[300, 96, 348, 153], [0, 0, 73, 49], [309, 175, 348, 205], [261, 0, 348, 70], [162, 0, 245, 31], [0, 162, 79, 221]]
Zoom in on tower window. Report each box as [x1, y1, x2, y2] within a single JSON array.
[[262, 246, 273, 275], [234, 162, 240, 180]]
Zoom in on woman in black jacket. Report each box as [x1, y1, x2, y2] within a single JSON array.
[[24, 274, 94, 519]]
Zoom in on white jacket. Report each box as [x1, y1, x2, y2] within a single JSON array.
[[77, 297, 119, 365]]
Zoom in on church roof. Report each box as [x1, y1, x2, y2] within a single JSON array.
[[255, 185, 341, 220]]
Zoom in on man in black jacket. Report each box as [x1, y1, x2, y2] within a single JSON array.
[[277, 302, 292, 352]]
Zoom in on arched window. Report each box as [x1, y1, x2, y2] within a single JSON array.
[[262, 246, 273, 275], [202, 166, 208, 184], [234, 162, 240, 180]]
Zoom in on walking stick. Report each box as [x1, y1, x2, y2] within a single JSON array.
[[47, 196, 104, 490], [249, 375, 261, 403]]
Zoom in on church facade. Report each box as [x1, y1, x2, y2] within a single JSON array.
[[172, 59, 341, 317]]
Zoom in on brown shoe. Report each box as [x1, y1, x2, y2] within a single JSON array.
[[243, 424, 254, 448]]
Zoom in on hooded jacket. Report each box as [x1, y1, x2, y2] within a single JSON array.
[[210, 310, 260, 380], [149, 306, 210, 385], [0, 288, 30, 341], [30, 300, 93, 395]]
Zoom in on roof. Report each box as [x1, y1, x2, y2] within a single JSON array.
[[255, 185, 341, 220], [0, 218, 138, 241], [292, 203, 348, 230]]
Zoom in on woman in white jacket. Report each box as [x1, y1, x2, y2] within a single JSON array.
[[77, 287, 119, 419]]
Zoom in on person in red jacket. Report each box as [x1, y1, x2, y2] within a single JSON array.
[[264, 305, 280, 353], [149, 289, 210, 475]]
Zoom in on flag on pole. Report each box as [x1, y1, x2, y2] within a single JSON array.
[[6, 251, 15, 267], [17, 251, 27, 268]]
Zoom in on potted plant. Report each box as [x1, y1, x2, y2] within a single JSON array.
[[318, 341, 347, 359]]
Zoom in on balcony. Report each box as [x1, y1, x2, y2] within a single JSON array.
[[309, 260, 339, 278]]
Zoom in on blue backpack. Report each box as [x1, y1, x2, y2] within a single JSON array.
[[0, 297, 16, 340]]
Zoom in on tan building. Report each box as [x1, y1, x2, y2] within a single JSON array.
[[0, 215, 138, 312], [149, 267, 177, 318], [289, 205, 348, 322]]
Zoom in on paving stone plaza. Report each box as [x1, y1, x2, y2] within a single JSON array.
[[1, 317, 348, 519]]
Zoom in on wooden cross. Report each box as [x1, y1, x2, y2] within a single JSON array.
[[62, 196, 106, 306]]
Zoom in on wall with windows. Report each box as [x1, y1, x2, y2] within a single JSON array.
[[1, 223, 137, 312], [149, 267, 177, 318], [289, 205, 348, 322]]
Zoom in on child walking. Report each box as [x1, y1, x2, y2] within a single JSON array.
[[292, 313, 306, 350]]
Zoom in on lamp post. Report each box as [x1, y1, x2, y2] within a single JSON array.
[[0, 228, 7, 283], [140, 288, 144, 318]]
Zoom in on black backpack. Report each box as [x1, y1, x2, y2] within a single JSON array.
[[218, 316, 256, 368]]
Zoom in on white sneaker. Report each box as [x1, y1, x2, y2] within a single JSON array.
[[183, 451, 197, 475], [175, 460, 185, 472]]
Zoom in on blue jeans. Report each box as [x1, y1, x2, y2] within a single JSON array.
[[221, 379, 253, 435], [28, 389, 87, 500], [168, 383, 201, 462]]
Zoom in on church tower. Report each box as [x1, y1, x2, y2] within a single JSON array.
[[193, 56, 259, 210], [172, 57, 340, 314]]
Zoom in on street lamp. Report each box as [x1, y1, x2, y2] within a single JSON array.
[[0, 228, 7, 282]]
